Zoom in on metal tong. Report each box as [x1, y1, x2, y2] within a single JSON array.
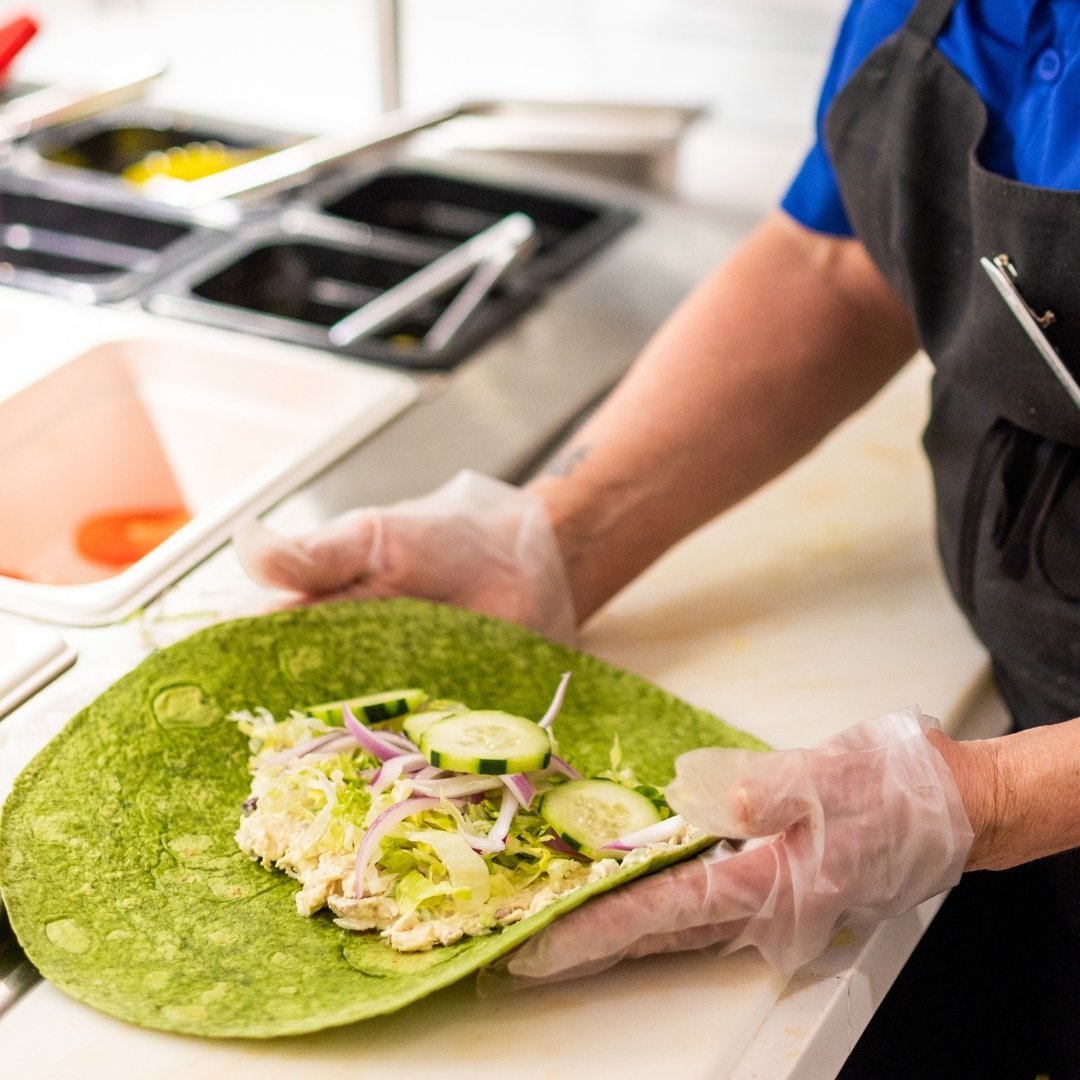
[[0, 51, 167, 144], [327, 211, 539, 352]]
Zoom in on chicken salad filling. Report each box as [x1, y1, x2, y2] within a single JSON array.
[[232, 679, 705, 952]]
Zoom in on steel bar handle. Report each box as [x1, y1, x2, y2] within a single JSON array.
[[153, 104, 461, 208]]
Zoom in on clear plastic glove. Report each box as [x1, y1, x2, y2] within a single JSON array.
[[233, 469, 577, 645], [482, 706, 974, 988]]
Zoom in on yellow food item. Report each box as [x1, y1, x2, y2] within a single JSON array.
[[122, 141, 269, 184]]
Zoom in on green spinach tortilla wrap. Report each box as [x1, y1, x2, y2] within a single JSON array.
[[0, 598, 765, 1038]]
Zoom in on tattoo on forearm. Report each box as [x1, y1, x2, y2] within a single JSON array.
[[544, 443, 592, 478]]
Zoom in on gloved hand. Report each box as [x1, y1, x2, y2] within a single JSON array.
[[483, 706, 974, 987], [233, 469, 578, 645]]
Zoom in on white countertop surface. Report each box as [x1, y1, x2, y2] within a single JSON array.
[[0, 352, 996, 1079], [582, 353, 989, 750]]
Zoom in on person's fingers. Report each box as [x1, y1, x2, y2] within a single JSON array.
[[476, 916, 748, 996], [233, 511, 380, 594], [668, 747, 820, 839], [499, 857, 713, 982], [496, 841, 782, 985]]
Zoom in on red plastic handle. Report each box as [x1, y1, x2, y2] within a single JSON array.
[[0, 13, 39, 84]]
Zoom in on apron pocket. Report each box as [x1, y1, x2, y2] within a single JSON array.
[[1034, 448, 1080, 602]]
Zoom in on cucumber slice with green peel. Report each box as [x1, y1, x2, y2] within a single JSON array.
[[402, 708, 464, 744], [426, 699, 469, 712], [307, 688, 427, 725], [419, 710, 551, 775], [540, 779, 663, 859]]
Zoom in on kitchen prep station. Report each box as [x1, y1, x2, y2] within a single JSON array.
[[0, 46, 1002, 1080], [0, 73, 682, 623]]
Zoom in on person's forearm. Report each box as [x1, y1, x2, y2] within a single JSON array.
[[929, 718, 1080, 871], [528, 210, 920, 623]]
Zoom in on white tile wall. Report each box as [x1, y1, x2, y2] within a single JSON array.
[[6, 0, 848, 214]]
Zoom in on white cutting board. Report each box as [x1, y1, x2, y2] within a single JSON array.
[[0, 356, 987, 1079]]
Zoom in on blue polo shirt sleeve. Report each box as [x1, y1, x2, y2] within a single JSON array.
[[781, 0, 915, 236]]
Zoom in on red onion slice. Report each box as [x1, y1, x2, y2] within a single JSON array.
[[547, 754, 582, 781], [410, 775, 504, 799], [370, 752, 427, 795], [600, 814, 686, 852], [342, 705, 419, 762], [501, 773, 536, 809], [538, 671, 572, 730], [487, 788, 518, 850], [414, 765, 447, 780], [458, 788, 517, 854], [380, 731, 423, 753], [353, 796, 442, 897]]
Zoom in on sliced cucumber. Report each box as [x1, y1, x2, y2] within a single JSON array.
[[307, 688, 427, 726], [402, 707, 463, 744], [540, 779, 662, 859], [419, 710, 551, 775]]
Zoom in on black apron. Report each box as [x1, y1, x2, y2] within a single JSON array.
[[818, 0, 1080, 1075]]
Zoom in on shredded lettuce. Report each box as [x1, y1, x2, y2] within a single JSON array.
[[406, 829, 489, 914], [232, 708, 335, 756]]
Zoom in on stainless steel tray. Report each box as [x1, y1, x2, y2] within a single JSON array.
[[411, 99, 707, 193], [12, 101, 300, 205], [0, 170, 228, 304], [141, 208, 541, 370], [141, 160, 636, 370], [292, 159, 637, 284]]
